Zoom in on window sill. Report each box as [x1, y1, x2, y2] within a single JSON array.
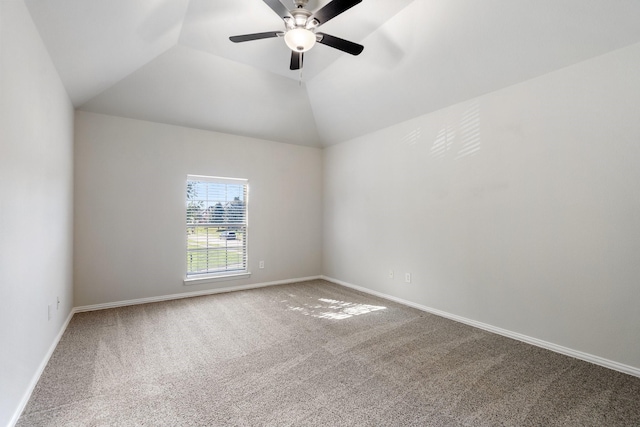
[[183, 272, 251, 286]]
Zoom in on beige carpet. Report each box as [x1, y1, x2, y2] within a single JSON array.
[[18, 279, 640, 426]]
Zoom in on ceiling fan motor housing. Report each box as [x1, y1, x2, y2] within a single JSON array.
[[287, 8, 313, 29]]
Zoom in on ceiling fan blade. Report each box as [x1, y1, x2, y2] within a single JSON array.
[[312, 0, 362, 26], [316, 33, 364, 55], [290, 51, 304, 70], [263, 0, 292, 19], [229, 31, 283, 43]]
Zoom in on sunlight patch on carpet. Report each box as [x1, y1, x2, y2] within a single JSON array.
[[287, 298, 386, 320]]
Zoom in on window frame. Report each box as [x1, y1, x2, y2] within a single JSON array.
[[183, 174, 250, 285]]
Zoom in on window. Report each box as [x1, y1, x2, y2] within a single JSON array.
[[186, 175, 248, 279]]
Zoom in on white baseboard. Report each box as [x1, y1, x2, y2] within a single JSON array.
[[321, 275, 640, 379], [12, 273, 637, 427], [9, 308, 75, 427], [74, 276, 322, 313], [10, 275, 321, 425]]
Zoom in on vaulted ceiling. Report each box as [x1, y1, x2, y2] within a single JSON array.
[[25, 0, 640, 147]]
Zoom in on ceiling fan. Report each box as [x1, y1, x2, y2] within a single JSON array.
[[230, 0, 364, 71]]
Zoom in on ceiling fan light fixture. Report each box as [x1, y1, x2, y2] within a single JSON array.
[[229, 0, 365, 70], [284, 28, 316, 52]]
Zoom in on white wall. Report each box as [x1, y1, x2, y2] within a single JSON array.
[[0, 1, 75, 425], [74, 112, 323, 306], [323, 42, 640, 370]]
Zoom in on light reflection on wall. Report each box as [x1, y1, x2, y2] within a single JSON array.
[[401, 127, 422, 146], [430, 125, 456, 159], [286, 298, 386, 320], [454, 100, 481, 159], [425, 99, 481, 160]]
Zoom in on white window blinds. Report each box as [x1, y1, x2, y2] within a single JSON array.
[[186, 175, 248, 277]]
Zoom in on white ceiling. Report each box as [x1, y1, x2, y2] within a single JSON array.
[[25, 0, 640, 147]]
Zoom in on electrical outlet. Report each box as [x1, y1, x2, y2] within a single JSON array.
[[405, 273, 411, 283], [388, 270, 394, 279], [259, 260, 264, 269]]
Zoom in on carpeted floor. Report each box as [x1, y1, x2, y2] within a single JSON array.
[[18, 279, 640, 426]]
